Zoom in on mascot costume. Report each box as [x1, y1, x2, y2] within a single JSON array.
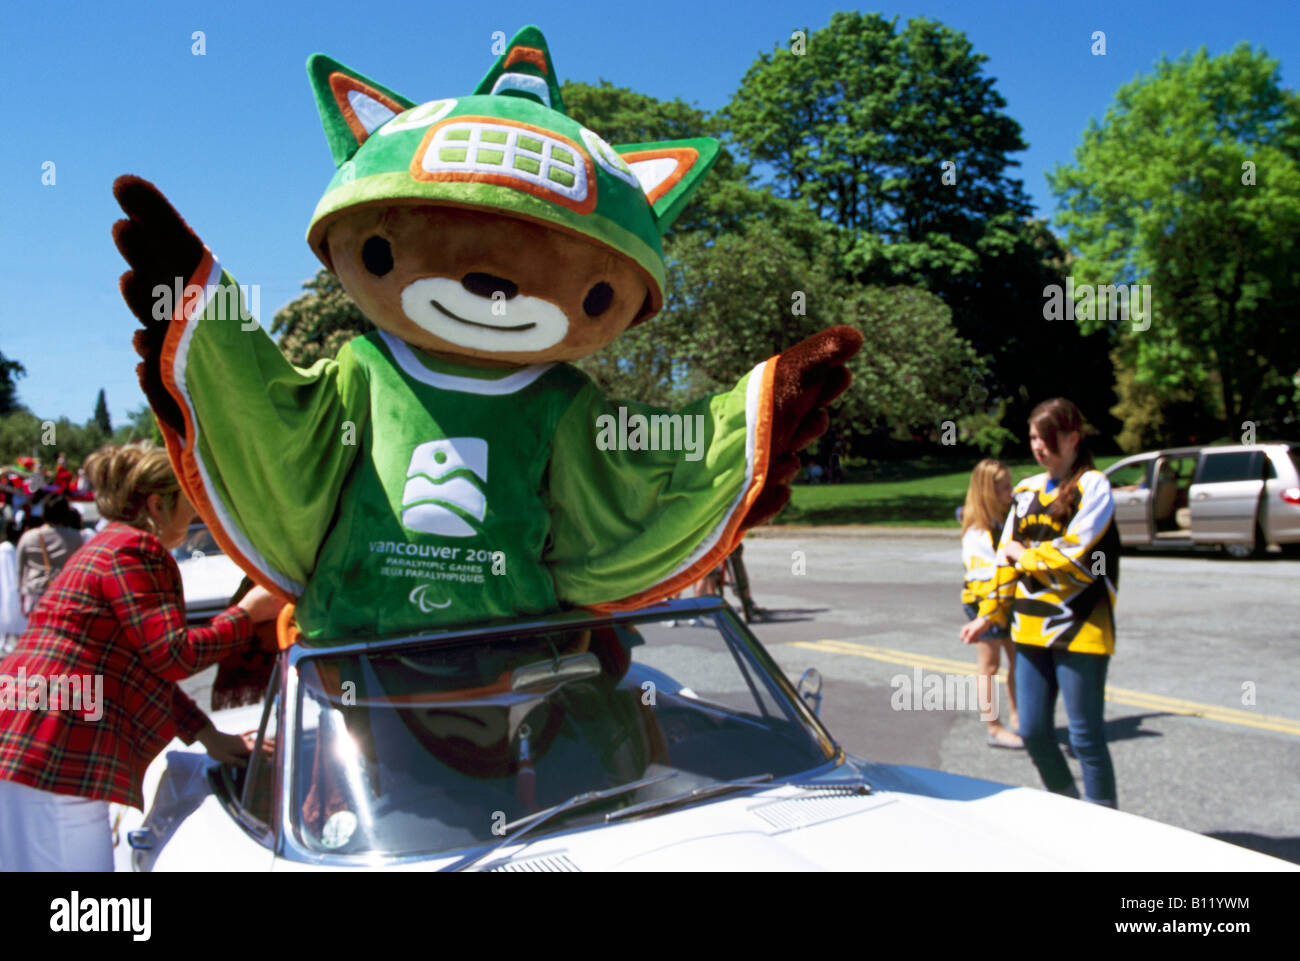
[[112, 27, 862, 706]]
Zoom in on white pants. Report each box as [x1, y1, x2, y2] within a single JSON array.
[[0, 777, 115, 871]]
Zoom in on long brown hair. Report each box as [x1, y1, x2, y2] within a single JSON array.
[[1029, 398, 1093, 524], [961, 459, 1011, 537]]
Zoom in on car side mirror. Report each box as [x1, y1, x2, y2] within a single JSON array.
[[797, 668, 823, 717]]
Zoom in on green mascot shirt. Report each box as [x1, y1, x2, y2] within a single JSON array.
[[162, 260, 772, 641]]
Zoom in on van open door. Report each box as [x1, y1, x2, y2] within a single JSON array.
[[1107, 456, 1155, 546], [1189, 449, 1265, 554]]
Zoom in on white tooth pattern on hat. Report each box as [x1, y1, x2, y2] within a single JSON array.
[[418, 120, 589, 205]]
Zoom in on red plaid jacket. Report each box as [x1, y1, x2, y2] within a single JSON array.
[[0, 522, 253, 808]]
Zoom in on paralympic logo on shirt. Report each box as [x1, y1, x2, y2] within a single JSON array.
[[409, 583, 453, 612]]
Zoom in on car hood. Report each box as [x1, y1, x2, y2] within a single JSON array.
[[124, 722, 1293, 872], [462, 761, 1294, 872]]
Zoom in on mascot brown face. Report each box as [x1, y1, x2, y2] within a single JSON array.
[[328, 205, 651, 367]]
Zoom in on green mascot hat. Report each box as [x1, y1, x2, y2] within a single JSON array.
[[305, 25, 719, 321]]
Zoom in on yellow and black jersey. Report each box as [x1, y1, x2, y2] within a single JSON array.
[[978, 470, 1120, 654]]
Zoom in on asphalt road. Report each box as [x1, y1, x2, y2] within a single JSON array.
[[181, 527, 1300, 865], [736, 527, 1300, 865]]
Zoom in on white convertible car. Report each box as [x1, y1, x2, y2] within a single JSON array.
[[113, 598, 1293, 871]]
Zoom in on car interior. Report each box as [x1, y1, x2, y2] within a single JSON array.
[[1153, 456, 1196, 535]]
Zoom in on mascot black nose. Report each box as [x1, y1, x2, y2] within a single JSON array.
[[462, 272, 518, 300]]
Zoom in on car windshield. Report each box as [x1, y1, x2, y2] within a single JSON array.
[[289, 608, 835, 860], [171, 524, 225, 561]]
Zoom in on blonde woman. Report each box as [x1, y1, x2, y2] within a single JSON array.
[[0, 442, 283, 871], [959, 459, 1022, 748]]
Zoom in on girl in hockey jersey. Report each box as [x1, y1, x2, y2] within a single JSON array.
[[960, 460, 1023, 748], [960, 398, 1119, 807]]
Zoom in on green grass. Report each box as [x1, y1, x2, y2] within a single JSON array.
[[776, 455, 1124, 527]]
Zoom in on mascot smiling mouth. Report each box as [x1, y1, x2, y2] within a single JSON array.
[[401, 276, 569, 350], [430, 299, 536, 332]]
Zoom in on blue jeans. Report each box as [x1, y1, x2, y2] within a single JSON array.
[[1014, 644, 1116, 806]]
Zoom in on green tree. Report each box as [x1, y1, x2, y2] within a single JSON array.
[[722, 13, 1114, 450], [595, 220, 849, 407], [836, 285, 982, 445], [92, 389, 112, 435], [724, 11, 1031, 286], [0, 351, 25, 416], [0, 410, 42, 464], [1049, 43, 1300, 439], [579, 220, 979, 447], [560, 79, 741, 182], [562, 78, 826, 242], [0, 412, 113, 468], [964, 218, 1119, 445], [113, 405, 164, 446], [271, 269, 373, 367], [47, 417, 111, 465]]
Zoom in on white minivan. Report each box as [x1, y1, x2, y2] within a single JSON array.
[[1105, 443, 1300, 557]]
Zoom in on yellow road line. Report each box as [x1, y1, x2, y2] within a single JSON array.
[[791, 639, 1300, 737]]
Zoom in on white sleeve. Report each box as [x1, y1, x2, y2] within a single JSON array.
[[962, 526, 999, 582]]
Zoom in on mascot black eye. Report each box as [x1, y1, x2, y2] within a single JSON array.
[[583, 282, 614, 317], [362, 236, 394, 276]]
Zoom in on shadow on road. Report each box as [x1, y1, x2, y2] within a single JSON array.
[[747, 607, 827, 624], [1053, 711, 1167, 752]]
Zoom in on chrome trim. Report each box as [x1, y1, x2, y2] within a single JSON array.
[[713, 605, 840, 762], [272, 663, 288, 851], [277, 654, 301, 861]]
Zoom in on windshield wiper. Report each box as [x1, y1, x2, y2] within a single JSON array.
[[452, 771, 680, 872], [604, 772, 775, 823]]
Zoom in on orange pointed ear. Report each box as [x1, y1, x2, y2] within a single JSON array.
[[616, 138, 719, 234], [308, 54, 416, 166]]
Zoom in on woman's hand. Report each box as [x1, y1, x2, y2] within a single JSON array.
[[196, 723, 252, 765], [1001, 540, 1027, 563], [960, 616, 991, 645], [237, 585, 285, 623]]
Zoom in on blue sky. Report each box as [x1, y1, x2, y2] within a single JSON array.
[[2, 0, 1297, 426]]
